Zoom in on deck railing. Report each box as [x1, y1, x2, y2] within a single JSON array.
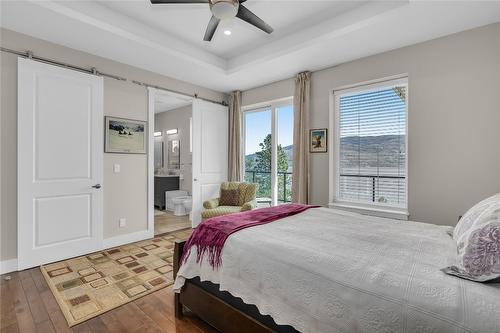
[[244, 170, 293, 203], [244, 172, 405, 206], [339, 173, 406, 205]]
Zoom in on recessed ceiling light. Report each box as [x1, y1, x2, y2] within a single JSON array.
[[224, 30, 232, 36]]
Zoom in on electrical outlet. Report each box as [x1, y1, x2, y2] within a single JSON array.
[[114, 164, 121, 173], [119, 218, 126, 228]]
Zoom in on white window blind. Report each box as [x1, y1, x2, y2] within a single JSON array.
[[336, 79, 407, 208]]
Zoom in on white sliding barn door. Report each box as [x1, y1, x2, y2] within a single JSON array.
[[191, 99, 228, 227], [18, 58, 104, 270]]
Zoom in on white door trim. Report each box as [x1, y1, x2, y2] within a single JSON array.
[[147, 87, 156, 238], [147, 88, 194, 232]]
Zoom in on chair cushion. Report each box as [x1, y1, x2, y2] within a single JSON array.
[[201, 206, 243, 219], [219, 188, 240, 206], [220, 182, 258, 206]]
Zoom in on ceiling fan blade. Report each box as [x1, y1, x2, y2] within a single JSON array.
[[236, 4, 273, 34], [204, 15, 220, 41], [150, 0, 208, 4]]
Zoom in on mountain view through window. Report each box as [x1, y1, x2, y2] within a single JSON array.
[[337, 82, 407, 207], [244, 105, 294, 204]]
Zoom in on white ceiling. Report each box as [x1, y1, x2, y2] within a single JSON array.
[[96, 0, 365, 59], [155, 91, 192, 114], [1, 1, 500, 93]]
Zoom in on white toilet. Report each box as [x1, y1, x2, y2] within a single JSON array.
[[183, 197, 193, 221], [165, 190, 188, 211], [172, 196, 192, 216], [183, 197, 192, 213]]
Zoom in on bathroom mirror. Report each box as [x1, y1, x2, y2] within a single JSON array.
[[167, 139, 180, 169], [154, 141, 164, 169]]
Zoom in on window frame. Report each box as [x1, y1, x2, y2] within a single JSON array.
[[242, 97, 294, 206], [329, 76, 409, 220]]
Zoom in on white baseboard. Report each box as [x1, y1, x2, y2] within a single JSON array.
[[103, 229, 154, 250], [0, 258, 18, 275], [1, 231, 153, 274]]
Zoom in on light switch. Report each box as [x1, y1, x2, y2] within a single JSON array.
[[113, 164, 120, 173], [119, 218, 126, 228]]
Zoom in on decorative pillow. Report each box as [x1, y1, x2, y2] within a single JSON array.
[[443, 193, 500, 282], [219, 189, 240, 206], [453, 193, 500, 241]]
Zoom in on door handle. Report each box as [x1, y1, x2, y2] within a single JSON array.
[[92, 184, 101, 189], [193, 178, 198, 181]]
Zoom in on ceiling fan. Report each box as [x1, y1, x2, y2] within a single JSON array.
[[150, 0, 274, 41]]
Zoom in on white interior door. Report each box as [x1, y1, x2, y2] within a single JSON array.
[[191, 99, 228, 227], [18, 58, 104, 270]]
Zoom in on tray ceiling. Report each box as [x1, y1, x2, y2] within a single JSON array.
[[1, 0, 500, 92]]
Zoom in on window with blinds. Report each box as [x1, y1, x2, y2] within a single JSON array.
[[335, 78, 407, 208]]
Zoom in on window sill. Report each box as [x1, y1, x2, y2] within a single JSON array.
[[328, 202, 409, 220]]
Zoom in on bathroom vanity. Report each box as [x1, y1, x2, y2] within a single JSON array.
[[154, 175, 179, 209]]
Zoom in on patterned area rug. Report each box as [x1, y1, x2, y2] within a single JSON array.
[[40, 228, 192, 327]]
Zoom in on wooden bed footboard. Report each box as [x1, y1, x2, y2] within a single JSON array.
[[173, 240, 185, 319], [173, 240, 275, 333]]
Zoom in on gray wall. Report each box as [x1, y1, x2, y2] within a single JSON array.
[[155, 105, 193, 194], [0, 28, 226, 261], [242, 22, 500, 226]]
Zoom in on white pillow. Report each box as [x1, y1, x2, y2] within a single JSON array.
[[453, 193, 500, 241], [444, 193, 500, 282]]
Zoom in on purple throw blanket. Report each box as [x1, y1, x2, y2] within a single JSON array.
[[181, 203, 319, 269]]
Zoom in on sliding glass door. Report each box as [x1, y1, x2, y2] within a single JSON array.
[[244, 108, 272, 203], [244, 100, 293, 206]]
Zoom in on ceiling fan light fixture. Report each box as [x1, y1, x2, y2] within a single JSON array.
[[210, 0, 239, 20], [150, 0, 273, 42]]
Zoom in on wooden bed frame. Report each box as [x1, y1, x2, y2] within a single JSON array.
[[173, 240, 275, 333]]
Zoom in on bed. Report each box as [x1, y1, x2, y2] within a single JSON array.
[[173, 207, 500, 333]]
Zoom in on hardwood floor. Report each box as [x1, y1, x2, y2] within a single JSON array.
[[155, 211, 191, 236], [0, 268, 218, 333]]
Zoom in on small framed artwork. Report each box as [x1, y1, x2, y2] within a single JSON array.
[[105, 116, 147, 154], [310, 128, 327, 153]]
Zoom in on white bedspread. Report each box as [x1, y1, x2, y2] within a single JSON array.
[[173, 208, 500, 333]]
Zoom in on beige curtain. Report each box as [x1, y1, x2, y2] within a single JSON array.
[[228, 90, 242, 181], [292, 72, 311, 204]]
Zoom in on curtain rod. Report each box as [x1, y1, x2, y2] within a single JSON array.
[[1, 47, 227, 106]]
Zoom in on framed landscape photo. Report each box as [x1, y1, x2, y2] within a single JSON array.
[[310, 128, 327, 153], [105, 116, 147, 154]]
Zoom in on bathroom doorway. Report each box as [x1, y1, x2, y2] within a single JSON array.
[[151, 89, 193, 235]]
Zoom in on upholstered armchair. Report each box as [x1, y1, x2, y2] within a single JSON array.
[[201, 182, 258, 220]]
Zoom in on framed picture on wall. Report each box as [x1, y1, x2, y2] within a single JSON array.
[[105, 116, 147, 154], [310, 128, 327, 153]]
